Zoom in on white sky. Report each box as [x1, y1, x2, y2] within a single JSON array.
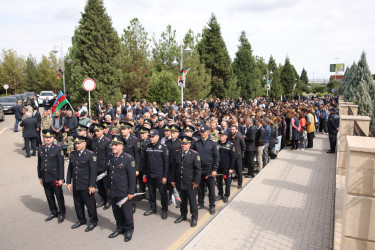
[[1, 0, 374, 80]]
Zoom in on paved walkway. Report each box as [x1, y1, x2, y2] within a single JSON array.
[[185, 133, 336, 250]]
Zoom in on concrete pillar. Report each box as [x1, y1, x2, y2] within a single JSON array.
[[341, 136, 375, 249]]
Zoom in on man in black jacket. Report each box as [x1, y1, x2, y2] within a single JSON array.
[[244, 118, 257, 177], [171, 136, 202, 227], [255, 118, 265, 171], [191, 125, 219, 215], [14, 100, 23, 132], [20, 112, 38, 157], [32, 105, 42, 146], [327, 108, 340, 153], [142, 129, 169, 219], [228, 124, 246, 189], [64, 110, 78, 136], [37, 129, 66, 223], [66, 136, 98, 232]]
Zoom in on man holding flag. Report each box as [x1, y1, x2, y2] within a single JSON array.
[[52, 91, 72, 116]]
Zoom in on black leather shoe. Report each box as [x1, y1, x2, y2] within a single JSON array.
[[244, 174, 254, 178], [85, 223, 96, 232], [45, 213, 58, 221], [97, 201, 105, 208], [103, 202, 111, 210], [215, 195, 223, 201], [326, 150, 334, 154], [124, 232, 132, 242], [109, 231, 122, 238], [22, 147, 26, 150], [57, 214, 65, 223], [161, 211, 168, 220], [143, 209, 157, 216], [210, 207, 215, 215], [174, 216, 187, 223], [224, 197, 228, 203], [132, 206, 136, 214], [197, 205, 204, 209], [238, 185, 243, 189], [71, 221, 85, 229], [31, 153, 36, 156], [25, 155, 31, 158], [191, 217, 197, 227]]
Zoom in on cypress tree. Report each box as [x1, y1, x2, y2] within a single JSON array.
[[343, 62, 357, 101], [147, 70, 180, 105], [232, 31, 255, 100], [280, 57, 296, 97], [197, 13, 233, 98], [70, 0, 122, 106], [267, 55, 283, 99]]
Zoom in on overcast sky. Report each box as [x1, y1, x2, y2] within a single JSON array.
[[1, 0, 374, 81]]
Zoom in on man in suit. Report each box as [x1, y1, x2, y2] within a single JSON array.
[[244, 118, 257, 178], [43, 97, 52, 111], [14, 100, 23, 132], [66, 136, 98, 232], [171, 136, 202, 227], [228, 124, 246, 189], [37, 129, 66, 223], [20, 112, 39, 157], [107, 103, 115, 117], [94, 100, 104, 117], [255, 118, 265, 171], [64, 110, 78, 136], [32, 105, 42, 146], [114, 108, 124, 120], [32, 95, 39, 108]]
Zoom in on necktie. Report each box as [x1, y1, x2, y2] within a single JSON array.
[[45, 146, 50, 153], [182, 152, 186, 159]]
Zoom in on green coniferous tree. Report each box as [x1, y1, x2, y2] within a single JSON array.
[[338, 67, 349, 95], [280, 57, 297, 97], [197, 13, 233, 98], [267, 56, 283, 99], [355, 51, 375, 100], [354, 82, 373, 117], [69, 0, 123, 106], [25, 54, 39, 91], [343, 62, 358, 101], [232, 31, 255, 100], [147, 70, 180, 104]]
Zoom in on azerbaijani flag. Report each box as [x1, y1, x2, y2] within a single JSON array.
[[52, 91, 69, 115]]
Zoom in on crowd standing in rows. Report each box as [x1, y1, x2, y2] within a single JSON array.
[[15, 94, 340, 243]]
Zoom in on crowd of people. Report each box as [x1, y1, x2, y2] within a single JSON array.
[[15, 94, 340, 243]]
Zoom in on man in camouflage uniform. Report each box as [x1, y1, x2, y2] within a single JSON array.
[[209, 119, 220, 142], [112, 117, 121, 135], [41, 110, 52, 131], [61, 132, 74, 158]]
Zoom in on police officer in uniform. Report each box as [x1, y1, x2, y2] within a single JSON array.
[[38, 129, 66, 223], [216, 130, 235, 203], [77, 125, 93, 151], [171, 136, 202, 227], [66, 136, 98, 232], [165, 124, 181, 205], [326, 108, 340, 153], [139, 126, 150, 200], [120, 121, 141, 213], [103, 122, 113, 139], [192, 120, 203, 141], [91, 124, 112, 209], [143, 129, 169, 219], [107, 135, 136, 242], [191, 125, 220, 215]]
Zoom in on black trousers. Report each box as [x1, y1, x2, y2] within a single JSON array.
[[97, 172, 110, 203], [198, 175, 215, 208], [73, 189, 98, 223], [329, 133, 337, 152], [112, 197, 134, 233], [217, 169, 231, 197], [244, 151, 255, 176], [234, 157, 243, 186], [43, 182, 65, 215], [307, 132, 314, 148], [24, 137, 36, 156], [178, 188, 198, 219], [147, 177, 168, 211]]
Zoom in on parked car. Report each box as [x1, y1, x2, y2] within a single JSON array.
[[0, 104, 5, 121], [0, 96, 18, 114], [20, 94, 29, 105], [12, 95, 25, 107], [38, 91, 56, 106], [24, 91, 35, 102]]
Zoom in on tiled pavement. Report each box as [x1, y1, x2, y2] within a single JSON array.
[[185, 133, 336, 250]]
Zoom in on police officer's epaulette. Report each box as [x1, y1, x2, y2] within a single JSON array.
[[209, 139, 216, 142], [104, 137, 111, 141], [123, 152, 132, 158], [190, 149, 198, 154], [175, 149, 182, 152], [86, 149, 94, 154]]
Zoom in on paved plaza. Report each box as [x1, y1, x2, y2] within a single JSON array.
[[185, 133, 336, 250]]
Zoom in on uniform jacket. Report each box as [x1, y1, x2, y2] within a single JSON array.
[[328, 113, 340, 134], [143, 142, 169, 179], [245, 125, 257, 151], [171, 149, 202, 190], [20, 117, 38, 138], [66, 149, 97, 190], [41, 116, 52, 130], [191, 136, 220, 173], [165, 138, 181, 166], [140, 138, 150, 171], [106, 151, 136, 199], [91, 136, 111, 172], [217, 140, 235, 171], [37, 143, 64, 182], [123, 134, 141, 171]]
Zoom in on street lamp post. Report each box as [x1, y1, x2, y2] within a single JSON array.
[[52, 43, 72, 94], [263, 70, 273, 98], [172, 44, 192, 106]]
